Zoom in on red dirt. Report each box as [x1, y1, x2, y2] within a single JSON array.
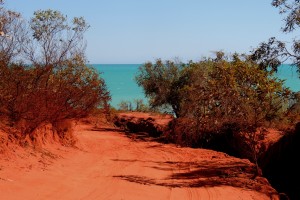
[[0, 119, 279, 200]]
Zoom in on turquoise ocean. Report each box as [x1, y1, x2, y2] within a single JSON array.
[[92, 64, 146, 108], [92, 64, 300, 108]]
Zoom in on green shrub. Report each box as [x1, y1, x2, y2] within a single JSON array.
[[137, 54, 290, 136]]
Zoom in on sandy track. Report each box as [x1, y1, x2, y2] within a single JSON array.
[[0, 123, 278, 200]]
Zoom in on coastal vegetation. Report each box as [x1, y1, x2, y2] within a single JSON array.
[[1, 0, 300, 199], [136, 54, 294, 145], [117, 99, 149, 112], [135, 0, 300, 157], [0, 4, 110, 144], [252, 0, 300, 74], [134, 1, 300, 198]]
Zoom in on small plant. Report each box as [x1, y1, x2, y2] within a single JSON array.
[[117, 99, 151, 112], [118, 100, 132, 111]]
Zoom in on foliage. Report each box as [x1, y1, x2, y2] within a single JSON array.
[[0, 6, 110, 138], [134, 99, 145, 111], [118, 100, 133, 111], [285, 91, 300, 124], [137, 54, 291, 147], [251, 0, 300, 76], [0, 63, 109, 135], [0, 6, 26, 65], [272, 0, 300, 33], [135, 59, 187, 117], [26, 9, 89, 67], [117, 99, 150, 112], [182, 55, 290, 133]]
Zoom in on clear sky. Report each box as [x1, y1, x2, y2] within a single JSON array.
[[4, 0, 293, 64]]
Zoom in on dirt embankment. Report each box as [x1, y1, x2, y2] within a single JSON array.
[[113, 112, 173, 138], [259, 123, 300, 200], [0, 117, 280, 200]]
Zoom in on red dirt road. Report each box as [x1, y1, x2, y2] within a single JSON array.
[[0, 122, 278, 200]]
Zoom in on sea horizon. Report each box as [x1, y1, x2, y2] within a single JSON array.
[[91, 64, 300, 108]]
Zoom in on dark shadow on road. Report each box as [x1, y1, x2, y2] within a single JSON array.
[[89, 127, 122, 132], [112, 158, 277, 198]]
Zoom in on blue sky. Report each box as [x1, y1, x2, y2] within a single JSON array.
[[4, 0, 292, 64]]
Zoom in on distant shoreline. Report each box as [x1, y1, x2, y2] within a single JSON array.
[[90, 64, 300, 108]]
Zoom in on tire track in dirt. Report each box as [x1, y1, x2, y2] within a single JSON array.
[[0, 123, 279, 200]]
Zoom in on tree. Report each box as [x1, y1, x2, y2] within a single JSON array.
[[251, 0, 300, 75], [137, 54, 290, 148], [0, 7, 110, 136], [0, 6, 27, 65], [118, 100, 132, 111], [0, 5, 29, 122], [135, 59, 187, 117], [177, 54, 290, 134], [24, 9, 89, 68]]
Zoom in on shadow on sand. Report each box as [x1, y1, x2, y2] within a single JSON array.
[[112, 158, 278, 198], [88, 127, 122, 133]]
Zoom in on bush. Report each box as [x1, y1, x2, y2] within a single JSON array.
[[0, 5, 110, 143], [137, 53, 291, 166], [0, 63, 110, 136], [117, 99, 152, 112]]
